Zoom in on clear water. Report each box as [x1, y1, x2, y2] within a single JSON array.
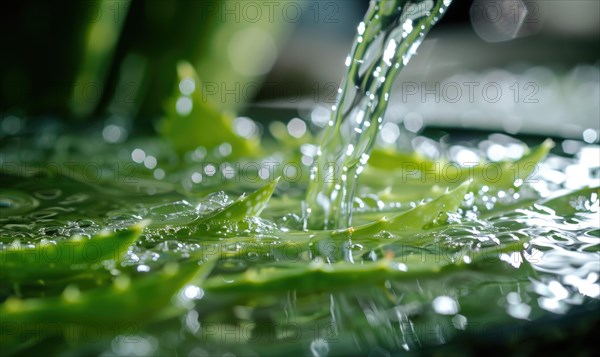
[[306, 0, 452, 230], [1, 0, 599, 354], [1, 120, 598, 355]]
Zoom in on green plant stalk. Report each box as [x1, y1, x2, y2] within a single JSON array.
[[0, 260, 213, 353], [203, 241, 529, 294], [1, 223, 145, 284]]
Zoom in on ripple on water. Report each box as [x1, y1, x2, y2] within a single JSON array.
[[0, 118, 598, 355], [0, 189, 39, 216]]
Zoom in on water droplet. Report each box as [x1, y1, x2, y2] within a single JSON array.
[[176, 96, 193, 116], [432, 296, 459, 315], [287, 118, 307, 138], [131, 148, 145, 163]]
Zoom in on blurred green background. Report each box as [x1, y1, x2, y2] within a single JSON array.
[[1, 0, 598, 142], [0, 0, 305, 124]]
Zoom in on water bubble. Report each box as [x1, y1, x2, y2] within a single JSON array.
[[404, 112, 423, 133], [487, 144, 507, 161], [450, 146, 480, 166], [148, 201, 196, 220], [204, 164, 216, 176], [259, 167, 271, 180], [380, 122, 400, 144], [144, 155, 157, 169], [582, 129, 598, 143], [562, 140, 582, 155], [102, 124, 125, 143], [153, 169, 165, 180], [179, 78, 195, 95], [234, 117, 258, 138], [183, 285, 204, 300], [432, 296, 459, 315], [310, 106, 330, 127], [131, 148, 145, 163], [176, 96, 193, 116], [284, 165, 297, 179], [218, 143, 232, 157], [191, 172, 202, 184], [191, 147, 207, 161], [1, 115, 22, 134], [198, 191, 232, 214], [287, 118, 307, 138]]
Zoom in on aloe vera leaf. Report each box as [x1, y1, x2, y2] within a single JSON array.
[[203, 241, 527, 295], [0, 223, 145, 284], [193, 178, 279, 225], [364, 140, 553, 191], [479, 186, 599, 220], [70, 0, 132, 118], [0, 260, 211, 351], [476, 139, 554, 189], [539, 186, 599, 216], [351, 141, 552, 222], [367, 149, 438, 172], [2, 272, 116, 301], [159, 61, 260, 157], [477, 197, 540, 220], [335, 181, 470, 238], [197, 182, 468, 259]]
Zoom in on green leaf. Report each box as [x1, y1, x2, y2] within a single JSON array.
[[0, 223, 145, 285], [481, 185, 599, 220], [159, 61, 259, 157], [336, 181, 470, 238], [365, 139, 554, 190], [0, 260, 211, 352], [203, 241, 527, 295], [474, 138, 554, 189], [540, 186, 600, 216], [367, 148, 437, 172], [193, 178, 280, 224]]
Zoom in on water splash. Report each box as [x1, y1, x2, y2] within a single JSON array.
[[306, 0, 453, 229]]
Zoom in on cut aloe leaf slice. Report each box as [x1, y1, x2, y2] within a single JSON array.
[[1, 223, 145, 284]]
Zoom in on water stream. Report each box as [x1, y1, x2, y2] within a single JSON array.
[[306, 0, 453, 229]]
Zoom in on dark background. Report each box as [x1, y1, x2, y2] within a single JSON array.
[[1, 0, 598, 134]]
